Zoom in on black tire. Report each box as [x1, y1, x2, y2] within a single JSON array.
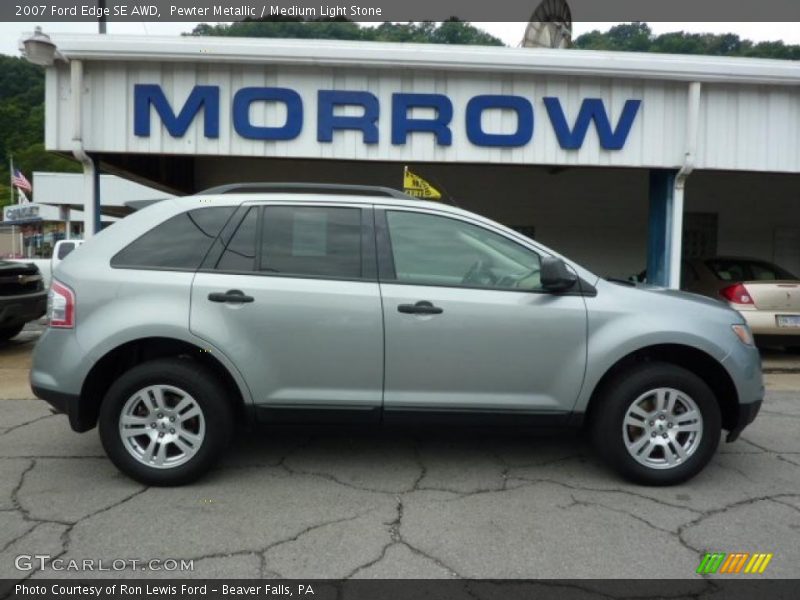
[[99, 358, 234, 486], [591, 362, 721, 486], [0, 323, 25, 342]]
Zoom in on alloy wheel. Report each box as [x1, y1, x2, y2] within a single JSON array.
[[118, 385, 206, 469]]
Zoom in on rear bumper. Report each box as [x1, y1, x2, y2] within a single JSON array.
[[0, 290, 47, 327], [739, 310, 800, 338], [31, 384, 93, 432], [726, 398, 762, 442]]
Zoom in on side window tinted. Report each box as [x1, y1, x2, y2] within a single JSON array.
[[260, 206, 362, 279], [386, 211, 541, 291], [111, 207, 234, 270], [216, 208, 257, 272]]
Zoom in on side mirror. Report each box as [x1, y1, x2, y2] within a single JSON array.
[[540, 257, 578, 292]]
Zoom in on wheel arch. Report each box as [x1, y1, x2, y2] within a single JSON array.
[[584, 344, 739, 432], [78, 337, 251, 432]]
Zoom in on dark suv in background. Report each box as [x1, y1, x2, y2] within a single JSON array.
[[0, 260, 46, 341]]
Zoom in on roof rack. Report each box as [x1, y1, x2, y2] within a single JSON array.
[[197, 182, 416, 200]]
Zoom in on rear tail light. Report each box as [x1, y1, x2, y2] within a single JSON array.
[[720, 283, 753, 305], [48, 280, 75, 328]]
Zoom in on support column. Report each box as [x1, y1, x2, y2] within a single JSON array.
[[647, 169, 678, 288], [93, 165, 101, 234]]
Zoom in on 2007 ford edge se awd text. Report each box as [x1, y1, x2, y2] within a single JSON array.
[[31, 184, 763, 486]]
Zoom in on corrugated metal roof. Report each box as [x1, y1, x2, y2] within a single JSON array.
[[39, 33, 800, 86]]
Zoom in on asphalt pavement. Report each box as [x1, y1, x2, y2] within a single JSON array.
[[1, 323, 798, 580]]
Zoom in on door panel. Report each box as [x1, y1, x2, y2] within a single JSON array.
[[381, 284, 587, 411], [189, 203, 383, 410], [378, 208, 588, 413], [191, 274, 383, 407]]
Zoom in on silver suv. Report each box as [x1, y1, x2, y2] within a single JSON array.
[[31, 184, 763, 486]]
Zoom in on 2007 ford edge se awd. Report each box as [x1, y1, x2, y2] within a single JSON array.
[[31, 184, 763, 486]]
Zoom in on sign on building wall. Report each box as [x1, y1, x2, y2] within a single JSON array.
[[132, 84, 642, 151], [3, 204, 41, 223]]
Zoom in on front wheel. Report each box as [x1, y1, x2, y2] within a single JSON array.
[[99, 358, 234, 486], [591, 362, 721, 486]]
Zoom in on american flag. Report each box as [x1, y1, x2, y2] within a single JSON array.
[[12, 168, 32, 193]]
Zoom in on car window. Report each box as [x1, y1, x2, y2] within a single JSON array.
[[56, 242, 75, 260], [706, 259, 797, 282], [385, 211, 541, 291], [216, 208, 257, 272], [260, 206, 362, 279], [111, 207, 234, 270]]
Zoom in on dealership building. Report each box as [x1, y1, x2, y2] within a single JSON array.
[[24, 32, 800, 286]]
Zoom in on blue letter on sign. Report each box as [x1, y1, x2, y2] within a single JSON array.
[[134, 84, 219, 138], [233, 87, 303, 140], [318, 91, 379, 144], [466, 95, 534, 147], [391, 93, 453, 146], [544, 97, 641, 150]]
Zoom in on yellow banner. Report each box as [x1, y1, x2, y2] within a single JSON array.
[[403, 168, 442, 200]]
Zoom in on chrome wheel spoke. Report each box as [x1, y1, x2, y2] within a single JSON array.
[[664, 392, 677, 415], [153, 441, 168, 466], [178, 406, 201, 422], [672, 440, 688, 461], [141, 437, 157, 463], [675, 421, 702, 433], [628, 435, 651, 455], [178, 429, 202, 447], [663, 442, 678, 466], [624, 415, 646, 429], [173, 396, 193, 415], [655, 389, 668, 412], [120, 414, 149, 427]]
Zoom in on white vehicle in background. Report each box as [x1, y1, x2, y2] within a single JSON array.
[[7, 239, 84, 288]]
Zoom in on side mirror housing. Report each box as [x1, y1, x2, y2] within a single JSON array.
[[540, 257, 578, 292]]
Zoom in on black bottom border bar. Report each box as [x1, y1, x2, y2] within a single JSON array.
[[3, 579, 799, 600]]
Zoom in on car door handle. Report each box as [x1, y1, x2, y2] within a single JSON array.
[[398, 300, 443, 315], [208, 290, 254, 304]]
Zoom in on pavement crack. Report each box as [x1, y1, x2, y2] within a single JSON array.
[[507, 476, 705, 515], [0, 414, 57, 437]]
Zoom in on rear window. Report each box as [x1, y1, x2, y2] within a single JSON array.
[[706, 259, 797, 282], [111, 207, 234, 270]]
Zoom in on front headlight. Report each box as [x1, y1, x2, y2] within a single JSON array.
[[732, 324, 754, 346]]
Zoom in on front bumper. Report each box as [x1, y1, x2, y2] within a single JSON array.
[[726, 399, 762, 442], [0, 290, 47, 326]]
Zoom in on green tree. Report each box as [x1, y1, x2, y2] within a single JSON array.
[[0, 55, 79, 205], [186, 18, 504, 46], [575, 22, 799, 60]]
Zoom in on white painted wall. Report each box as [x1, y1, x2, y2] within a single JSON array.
[[44, 54, 800, 173]]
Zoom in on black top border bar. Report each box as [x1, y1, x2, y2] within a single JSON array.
[[4, 0, 800, 23]]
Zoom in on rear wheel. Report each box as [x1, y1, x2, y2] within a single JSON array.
[[591, 362, 721, 485], [0, 323, 24, 342], [99, 358, 234, 486]]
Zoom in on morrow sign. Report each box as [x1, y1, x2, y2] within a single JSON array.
[[133, 84, 642, 150]]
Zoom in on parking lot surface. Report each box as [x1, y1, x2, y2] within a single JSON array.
[[1, 323, 799, 580]]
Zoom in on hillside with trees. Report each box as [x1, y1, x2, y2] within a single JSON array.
[[0, 55, 79, 207]]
